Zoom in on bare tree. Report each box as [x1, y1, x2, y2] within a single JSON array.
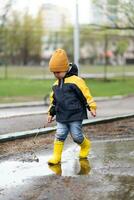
[[0, 0, 15, 78], [90, 0, 134, 80], [0, 0, 15, 26], [91, 0, 134, 30]]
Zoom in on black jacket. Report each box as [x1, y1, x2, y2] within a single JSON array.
[[48, 63, 96, 123]]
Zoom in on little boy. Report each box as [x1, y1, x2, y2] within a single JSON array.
[[47, 49, 97, 165]]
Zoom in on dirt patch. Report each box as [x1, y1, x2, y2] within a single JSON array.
[[83, 117, 134, 139], [0, 132, 55, 159], [0, 117, 134, 159]]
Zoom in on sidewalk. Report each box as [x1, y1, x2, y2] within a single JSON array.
[[0, 96, 123, 119], [0, 95, 134, 141]]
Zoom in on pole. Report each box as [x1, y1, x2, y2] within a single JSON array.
[[74, 0, 80, 71]]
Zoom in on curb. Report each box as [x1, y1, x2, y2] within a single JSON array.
[[0, 113, 134, 143], [0, 127, 56, 143]]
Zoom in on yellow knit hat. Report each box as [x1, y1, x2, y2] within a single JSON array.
[[49, 49, 69, 72]]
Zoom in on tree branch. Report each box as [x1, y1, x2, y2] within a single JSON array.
[[90, 23, 134, 30]]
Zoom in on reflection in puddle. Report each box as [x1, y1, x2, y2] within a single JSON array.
[[48, 158, 91, 176], [78, 158, 91, 175]]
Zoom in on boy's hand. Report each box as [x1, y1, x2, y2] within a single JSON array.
[[90, 109, 96, 117], [47, 115, 54, 123]]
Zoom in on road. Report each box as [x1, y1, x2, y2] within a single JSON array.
[[0, 95, 134, 135]]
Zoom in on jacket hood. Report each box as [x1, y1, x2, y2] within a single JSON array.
[[65, 63, 78, 77]]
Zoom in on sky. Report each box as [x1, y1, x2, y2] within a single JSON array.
[[12, 0, 92, 24]]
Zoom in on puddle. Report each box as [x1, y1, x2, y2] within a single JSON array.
[[0, 145, 91, 188], [0, 155, 52, 187], [0, 138, 134, 200]]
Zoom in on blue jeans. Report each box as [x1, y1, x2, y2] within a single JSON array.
[[55, 121, 84, 144]]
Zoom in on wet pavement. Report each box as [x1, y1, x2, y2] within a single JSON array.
[[0, 137, 134, 200]]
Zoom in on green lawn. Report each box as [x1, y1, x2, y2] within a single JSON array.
[[0, 79, 53, 103], [0, 78, 134, 103], [85, 78, 134, 97]]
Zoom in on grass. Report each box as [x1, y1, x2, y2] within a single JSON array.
[[0, 77, 134, 103], [0, 79, 53, 103], [85, 78, 134, 97]]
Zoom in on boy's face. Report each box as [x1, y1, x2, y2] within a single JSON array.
[[54, 71, 67, 79]]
